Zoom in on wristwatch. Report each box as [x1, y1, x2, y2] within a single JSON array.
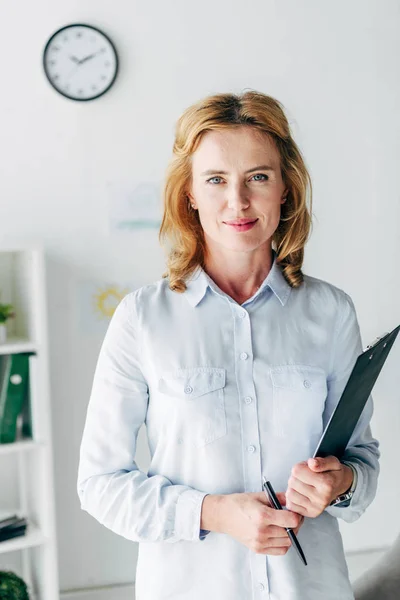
[[329, 462, 358, 507]]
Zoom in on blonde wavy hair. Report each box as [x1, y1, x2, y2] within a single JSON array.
[[159, 90, 313, 292]]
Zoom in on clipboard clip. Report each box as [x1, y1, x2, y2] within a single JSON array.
[[364, 332, 389, 352]]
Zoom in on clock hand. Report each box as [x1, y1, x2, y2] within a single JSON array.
[[69, 55, 80, 64], [65, 50, 100, 80], [78, 51, 101, 65]]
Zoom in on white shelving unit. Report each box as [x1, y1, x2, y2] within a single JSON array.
[[0, 245, 59, 599]]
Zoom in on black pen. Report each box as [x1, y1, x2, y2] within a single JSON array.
[[262, 477, 307, 566]]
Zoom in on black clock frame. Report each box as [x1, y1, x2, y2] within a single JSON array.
[[42, 23, 119, 102]]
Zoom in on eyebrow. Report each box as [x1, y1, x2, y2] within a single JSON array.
[[200, 165, 275, 176]]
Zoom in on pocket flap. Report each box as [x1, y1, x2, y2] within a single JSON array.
[[158, 367, 226, 400], [271, 365, 327, 392]]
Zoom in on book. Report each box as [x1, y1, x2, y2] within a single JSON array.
[[0, 515, 20, 529], [0, 515, 27, 543], [0, 525, 27, 543], [0, 352, 35, 444]]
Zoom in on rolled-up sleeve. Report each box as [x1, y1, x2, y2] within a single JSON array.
[[77, 293, 209, 542], [324, 292, 380, 522]]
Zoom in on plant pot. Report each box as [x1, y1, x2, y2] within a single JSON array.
[[0, 323, 7, 344]]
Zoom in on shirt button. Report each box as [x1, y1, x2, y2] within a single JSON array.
[[258, 583, 265, 591], [303, 380, 311, 389], [184, 385, 193, 394], [244, 396, 252, 404], [238, 310, 246, 319], [240, 352, 248, 360], [247, 445, 256, 453]]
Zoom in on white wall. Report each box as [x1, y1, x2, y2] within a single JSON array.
[[1, 0, 399, 595]]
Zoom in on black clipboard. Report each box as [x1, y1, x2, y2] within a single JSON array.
[[313, 324, 400, 459]]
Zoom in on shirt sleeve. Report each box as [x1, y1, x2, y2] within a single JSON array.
[[323, 292, 380, 522], [77, 293, 209, 543]]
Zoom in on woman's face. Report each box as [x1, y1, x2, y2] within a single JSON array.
[[188, 126, 288, 256]]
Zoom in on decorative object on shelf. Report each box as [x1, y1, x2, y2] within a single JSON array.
[[0, 570, 30, 599], [0, 301, 15, 344], [43, 23, 119, 101]]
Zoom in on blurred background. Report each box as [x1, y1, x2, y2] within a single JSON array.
[[0, 1, 399, 598]]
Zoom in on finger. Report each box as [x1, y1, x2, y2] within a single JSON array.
[[285, 501, 308, 517], [308, 456, 341, 473], [288, 476, 316, 499], [260, 546, 290, 556], [268, 508, 301, 529], [286, 487, 312, 511], [261, 491, 286, 508], [292, 516, 305, 535], [291, 462, 319, 486], [266, 525, 292, 538], [275, 492, 287, 506], [265, 536, 291, 549]]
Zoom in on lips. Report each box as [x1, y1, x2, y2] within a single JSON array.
[[224, 218, 258, 225]]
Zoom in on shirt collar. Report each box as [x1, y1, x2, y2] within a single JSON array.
[[183, 249, 292, 308]]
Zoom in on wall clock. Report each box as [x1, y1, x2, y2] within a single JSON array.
[[43, 23, 119, 101]]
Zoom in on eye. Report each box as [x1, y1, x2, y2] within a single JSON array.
[[206, 174, 269, 184], [206, 176, 223, 184]]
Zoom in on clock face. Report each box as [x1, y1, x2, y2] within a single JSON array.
[[43, 24, 118, 101]]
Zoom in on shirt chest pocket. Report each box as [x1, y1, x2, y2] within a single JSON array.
[[270, 365, 328, 442], [157, 367, 227, 448]]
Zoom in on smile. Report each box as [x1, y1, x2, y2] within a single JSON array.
[[223, 219, 258, 232]]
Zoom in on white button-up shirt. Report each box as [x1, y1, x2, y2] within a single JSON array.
[[77, 251, 380, 600]]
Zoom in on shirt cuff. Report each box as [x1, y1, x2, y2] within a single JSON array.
[[174, 489, 210, 542], [342, 460, 358, 495], [325, 460, 365, 519]]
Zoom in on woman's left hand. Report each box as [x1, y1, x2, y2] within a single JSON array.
[[285, 456, 354, 518]]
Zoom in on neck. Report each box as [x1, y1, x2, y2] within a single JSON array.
[[204, 247, 274, 305]]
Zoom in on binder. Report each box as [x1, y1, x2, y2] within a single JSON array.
[[0, 352, 35, 444], [313, 324, 400, 459]]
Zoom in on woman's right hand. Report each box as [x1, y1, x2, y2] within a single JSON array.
[[201, 492, 304, 555]]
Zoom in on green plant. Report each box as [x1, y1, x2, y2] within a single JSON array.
[[0, 571, 30, 599], [0, 303, 15, 324]]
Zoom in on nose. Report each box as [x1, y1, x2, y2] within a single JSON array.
[[226, 182, 250, 211]]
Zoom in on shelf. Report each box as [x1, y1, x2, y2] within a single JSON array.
[[0, 247, 59, 597], [0, 439, 43, 456], [0, 522, 45, 555], [0, 338, 38, 356]]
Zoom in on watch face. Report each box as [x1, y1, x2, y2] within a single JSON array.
[[43, 24, 118, 101]]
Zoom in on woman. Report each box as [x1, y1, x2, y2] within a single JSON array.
[[77, 90, 380, 600]]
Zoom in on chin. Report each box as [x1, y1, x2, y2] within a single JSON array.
[[221, 238, 265, 253]]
